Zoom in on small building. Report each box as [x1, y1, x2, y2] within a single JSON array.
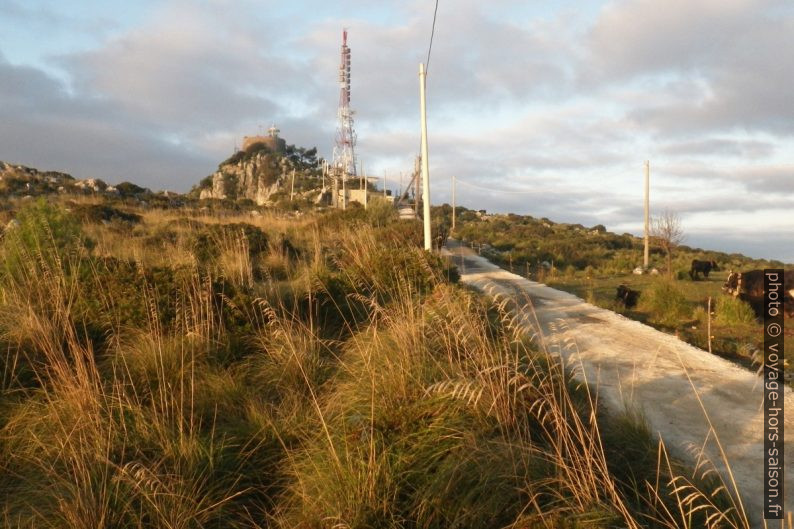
[[242, 125, 287, 154], [336, 188, 394, 208]]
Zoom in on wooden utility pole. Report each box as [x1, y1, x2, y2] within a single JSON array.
[[643, 160, 650, 269], [419, 62, 432, 251], [451, 175, 456, 233], [707, 297, 713, 355]]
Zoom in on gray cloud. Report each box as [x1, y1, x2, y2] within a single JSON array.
[[586, 0, 794, 136], [0, 55, 214, 189], [661, 138, 775, 159], [60, 4, 304, 133]]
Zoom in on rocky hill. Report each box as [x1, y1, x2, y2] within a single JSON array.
[[195, 143, 323, 205]]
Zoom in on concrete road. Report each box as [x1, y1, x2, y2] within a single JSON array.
[[444, 240, 792, 527]]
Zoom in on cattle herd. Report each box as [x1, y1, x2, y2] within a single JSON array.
[[613, 260, 794, 319]]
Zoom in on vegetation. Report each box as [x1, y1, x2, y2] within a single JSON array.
[[446, 206, 784, 277], [0, 197, 747, 528], [714, 296, 758, 327], [638, 280, 691, 327], [446, 205, 792, 369]]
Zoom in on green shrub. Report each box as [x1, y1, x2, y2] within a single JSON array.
[[2, 199, 86, 280], [115, 181, 147, 197], [71, 203, 142, 225], [189, 223, 268, 264], [715, 296, 757, 325], [74, 258, 255, 351], [638, 280, 691, 326]]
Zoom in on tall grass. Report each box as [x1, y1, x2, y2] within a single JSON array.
[[0, 200, 751, 528]]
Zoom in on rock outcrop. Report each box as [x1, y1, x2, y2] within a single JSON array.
[[0, 161, 76, 193], [198, 149, 291, 205], [0, 161, 151, 198]]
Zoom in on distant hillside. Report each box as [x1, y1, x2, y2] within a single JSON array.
[[437, 205, 786, 276]]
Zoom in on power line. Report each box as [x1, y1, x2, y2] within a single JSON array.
[[425, 0, 439, 72], [418, 0, 440, 156]]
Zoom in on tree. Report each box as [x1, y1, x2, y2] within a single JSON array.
[[651, 209, 684, 280]]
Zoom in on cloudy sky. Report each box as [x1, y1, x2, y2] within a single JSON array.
[[1, 0, 792, 261]]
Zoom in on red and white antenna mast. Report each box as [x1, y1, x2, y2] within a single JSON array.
[[332, 29, 356, 180]]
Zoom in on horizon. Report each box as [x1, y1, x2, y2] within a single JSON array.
[[1, 0, 792, 262]]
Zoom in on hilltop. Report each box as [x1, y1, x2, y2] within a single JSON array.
[[0, 140, 328, 213], [193, 141, 326, 207]]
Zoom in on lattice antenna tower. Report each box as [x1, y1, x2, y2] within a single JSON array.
[[332, 29, 356, 179]]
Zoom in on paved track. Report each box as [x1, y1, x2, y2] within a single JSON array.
[[444, 240, 792, 527]]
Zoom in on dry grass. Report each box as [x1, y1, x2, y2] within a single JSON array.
[[0, 199, 758, 528]]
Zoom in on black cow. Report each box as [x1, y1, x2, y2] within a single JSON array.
[[723, 269, 794, 318], [689, 259, 719, 280], [616, 284, 640, 308]]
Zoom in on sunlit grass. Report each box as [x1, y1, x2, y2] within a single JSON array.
[[0, 198, 753, 528]]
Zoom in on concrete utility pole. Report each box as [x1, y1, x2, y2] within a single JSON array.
[[342, 174, 347, 210], [419, 62, 432, 251], [414, 157, 420, 215], [290, 169, 295, 201], [361, 161, 367, 209], [643, 160, 650, 268], [451, 175, 456, 233]]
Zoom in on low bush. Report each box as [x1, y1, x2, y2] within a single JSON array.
[[715, 295, 757, 325], [638, 280, 691, 326], [71, 203, 142, 225], [1, 199, 87, 281], [190, 223, 268, 264]]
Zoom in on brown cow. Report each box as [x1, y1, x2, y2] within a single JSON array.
[[723, 270, 794, 318]]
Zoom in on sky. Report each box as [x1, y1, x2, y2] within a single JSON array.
[[1, 0, 793, 262]]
